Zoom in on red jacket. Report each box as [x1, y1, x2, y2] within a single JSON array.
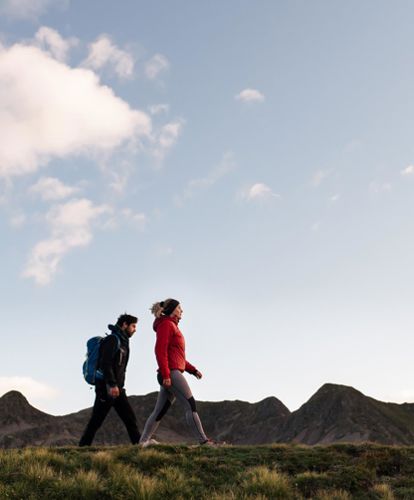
[[154, 316, 197, 379]]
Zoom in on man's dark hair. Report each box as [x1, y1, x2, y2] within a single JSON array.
[[116, 313, 138, 327]]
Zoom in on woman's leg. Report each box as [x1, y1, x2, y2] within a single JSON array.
[[140, 385, 175, 443], [170, 370, 208, 443]]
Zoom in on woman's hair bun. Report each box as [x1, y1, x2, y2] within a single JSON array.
[[150, 302, 164, 318]]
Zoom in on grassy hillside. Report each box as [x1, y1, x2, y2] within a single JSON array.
[[1, 443, 413, 499]]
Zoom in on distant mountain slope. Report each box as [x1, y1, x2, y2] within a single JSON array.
[[0, 390, 290, 448], [2, 384, 414, 448], [275, 383, 414, 445]]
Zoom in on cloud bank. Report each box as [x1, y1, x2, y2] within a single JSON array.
[[29, 177, 79, 201], [34, 26, 78, 62], [23, 198, 111, 285], [0, 0, 67, 19], [0, 41, 151, 178], [83, 35, 135, 79], [145, 53, 169, 79], [152, 119, 184, 161]]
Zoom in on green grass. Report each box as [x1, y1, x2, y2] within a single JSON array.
[[1, 443, 414, 498]]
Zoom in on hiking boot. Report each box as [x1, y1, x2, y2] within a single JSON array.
[[139, 438, 160, 448], [200, 439, 224, 447]]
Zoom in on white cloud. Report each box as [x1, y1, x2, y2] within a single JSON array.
[[311, 169, 331, 187], [145, 53, 169, 80], [0, 376, 58, 401], [152, 119, 184, 161], [0, 0, 67, 19], [108, 171, 129, 194], [23, 198, 111, 285], [401, 165, 414, 176], [83, 35, 134, 79], [104, 207, 147, 231], [121, 208, 147, 229], [244, 183, 279, 202], [329, 194, 340, 203], [235, 88, 265, 103], [175, 151, 236, 205], [149, 103, 170, 115], [30, 177, 79, 201], [0, 39, 151, 178], [34, 26, 78, 62]]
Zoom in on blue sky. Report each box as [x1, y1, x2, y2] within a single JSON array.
[[1, 0, 414, 415]]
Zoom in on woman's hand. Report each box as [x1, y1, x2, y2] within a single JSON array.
[[194, 370, 203, 379], [163, 378, 172, 387]]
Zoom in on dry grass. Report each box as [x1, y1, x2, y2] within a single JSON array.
[[240, 466, 294, 499], [0, 443, 414, 498], [373, 483, 395, 500]]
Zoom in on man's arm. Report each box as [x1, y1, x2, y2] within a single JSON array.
[[100, 336, 118, 389]]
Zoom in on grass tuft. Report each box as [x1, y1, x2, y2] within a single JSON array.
[[241, 466, 294, 499], [372, 483, 395, 499]]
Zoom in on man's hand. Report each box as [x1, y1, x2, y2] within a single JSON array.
[[194, 370, 202, 380], [163, 378, 172, 387], [108, 386, 120, 398]]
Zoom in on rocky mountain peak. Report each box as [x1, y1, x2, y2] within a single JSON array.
[[0, 390, 30, 409], [0, 390, 50, 424]]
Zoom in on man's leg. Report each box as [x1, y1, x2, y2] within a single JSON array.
[[79, 391, 112, 446], [113, 390, 141, 444], [140, 386, 176, 443]]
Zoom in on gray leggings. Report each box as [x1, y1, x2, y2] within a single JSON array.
[[140, 370, 208, 444]]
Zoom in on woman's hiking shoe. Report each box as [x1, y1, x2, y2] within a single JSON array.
[[139, 438, 160, 448], [200, 439, 224, 447]]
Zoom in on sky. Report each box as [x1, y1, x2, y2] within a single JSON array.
[[1, 0, 414, 416]]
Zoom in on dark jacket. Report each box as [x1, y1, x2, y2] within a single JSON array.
[[97, 325, 130, 388]]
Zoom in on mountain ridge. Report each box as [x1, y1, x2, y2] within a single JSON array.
[[2, 383, 414, 447]]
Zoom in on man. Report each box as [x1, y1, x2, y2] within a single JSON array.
[[79, 313, 141, 446]]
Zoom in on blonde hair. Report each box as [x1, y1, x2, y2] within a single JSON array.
[[150, 298, 177, 318]]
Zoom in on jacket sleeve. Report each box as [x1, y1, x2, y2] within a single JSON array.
[[155, 322, 172, 379], [100, 336, 118, 387], [185, 361, 197, 374]]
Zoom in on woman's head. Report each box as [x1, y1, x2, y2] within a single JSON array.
[[151, 298, 182, 320]]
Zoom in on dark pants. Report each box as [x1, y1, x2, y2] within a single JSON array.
[[79, 386, 140, 446]]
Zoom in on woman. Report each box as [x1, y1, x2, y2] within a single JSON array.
[[139, 298, 213, 446]]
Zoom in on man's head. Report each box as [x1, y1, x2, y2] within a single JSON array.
[[116, 313, 138, 337]]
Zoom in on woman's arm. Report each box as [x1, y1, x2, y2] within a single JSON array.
[[184, 360, 197, 375], [155, 322, 172, 380]]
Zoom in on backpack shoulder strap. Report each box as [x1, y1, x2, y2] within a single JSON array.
[[112, 333, 121, 351], [104, 332, 121, 351]]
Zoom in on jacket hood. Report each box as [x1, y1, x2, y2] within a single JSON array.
[[108, 324, 129, 343], [153, 315, 178, 332]]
